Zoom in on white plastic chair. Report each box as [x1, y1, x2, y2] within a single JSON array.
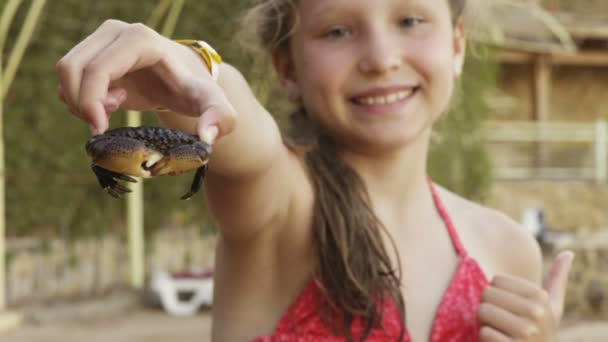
[[150, 270, 214, 316]]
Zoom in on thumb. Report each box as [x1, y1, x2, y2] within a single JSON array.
[[543, 250, 575, 322], [197, 103, 237, 145]]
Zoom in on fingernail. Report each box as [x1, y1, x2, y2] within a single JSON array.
[[89, 124, 101, 136], [104, 102, 119, 113], [201, 125, 219, 144], [562, 250, 575, 262]]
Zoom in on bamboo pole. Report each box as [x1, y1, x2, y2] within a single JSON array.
[[125, 111, 144, 288], [125, 0, 185, 289], [0, 0, 45, 315], [0, 0, 44, 330], [0, 1, 22, 42], [146, 0, 172, 31], [0, 16, 4, 317], [0, 0, 19, 313], [2, 0, 46, 98], [161, 0, 185, 36], [596, 120, 607, 183]]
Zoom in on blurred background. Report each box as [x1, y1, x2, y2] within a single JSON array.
[[0, 0, 607, 341]]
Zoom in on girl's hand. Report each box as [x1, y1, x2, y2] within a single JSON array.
[[56, 19, 235, 142], [478, 251, 575, 341]]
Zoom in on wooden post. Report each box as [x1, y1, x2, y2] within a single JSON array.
[[532, 54, 552, 122], [532, 54, 552, 170], [126, 111, 145, 289], [124, 0, 185, 289], [596, 120, 608, 183]]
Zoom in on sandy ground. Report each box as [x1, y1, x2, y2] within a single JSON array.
[[2, 291, 607, 342], [2, 309, 211, 342]]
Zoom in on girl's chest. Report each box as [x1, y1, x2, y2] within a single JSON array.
[[399, 240, 461, 341]]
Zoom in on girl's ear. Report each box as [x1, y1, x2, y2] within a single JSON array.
[[452, 19, 466, 78], [272, 49, 300, 102]]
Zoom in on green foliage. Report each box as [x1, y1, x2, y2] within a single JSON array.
[[3, 0, 495, 238], [428, 46, 497, 200], [3, 0, 226, 238]]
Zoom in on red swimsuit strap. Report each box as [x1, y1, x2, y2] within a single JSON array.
[[428, 178, 466, 257]]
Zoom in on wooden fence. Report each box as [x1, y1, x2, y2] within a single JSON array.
[[484, 120, 608, 182]]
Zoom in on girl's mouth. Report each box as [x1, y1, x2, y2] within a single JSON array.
[[350, 87, 419, 109]]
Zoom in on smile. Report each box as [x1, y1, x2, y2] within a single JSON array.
[[352, 89, 416, 106]]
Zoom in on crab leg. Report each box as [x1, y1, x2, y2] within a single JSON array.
[[180, 165, 208, 200], [92, 165, 136, 198]]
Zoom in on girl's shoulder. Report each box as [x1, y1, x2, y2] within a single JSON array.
[[436, 185, 543, 284]]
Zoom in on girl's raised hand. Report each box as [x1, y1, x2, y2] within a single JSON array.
[[56, 19, 235, 143], [478, 251, 574, 341]]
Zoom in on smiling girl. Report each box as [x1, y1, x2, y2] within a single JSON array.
[[56, 0, 573, 341]]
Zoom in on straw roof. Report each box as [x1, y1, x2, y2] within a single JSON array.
[[553, 12, 608, 41], [471, 0, 608, 54]]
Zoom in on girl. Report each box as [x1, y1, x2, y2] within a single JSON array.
[[56, 0, 573, 340]]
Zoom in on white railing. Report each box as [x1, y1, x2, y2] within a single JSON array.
[[484, 120, 608, 182]]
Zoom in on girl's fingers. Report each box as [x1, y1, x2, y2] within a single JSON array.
[[491, 274, 549, 303], [477, 302, 538, 339], [543, 251, 574, 322], [61, 84, 118, 131], [483, 285, 546, 323], [479, 326, 511, 342], [56, 19, 128, 115], [101, 87, 127, 113], [196, 91, 237, 144], [77, 24, 165, 133], [58, 20, 235, 140]]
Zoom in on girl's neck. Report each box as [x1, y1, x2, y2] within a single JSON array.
[[340, 128, 434, 217]]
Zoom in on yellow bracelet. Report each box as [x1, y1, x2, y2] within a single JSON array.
[[175, 39, 222, 81]]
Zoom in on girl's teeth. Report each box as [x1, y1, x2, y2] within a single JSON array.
[[356, 90, 412, 105]]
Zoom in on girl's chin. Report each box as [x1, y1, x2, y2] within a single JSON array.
[[339, 129, 430, 154], [314, 115, 432, 152], [366, 121, 431, 143]]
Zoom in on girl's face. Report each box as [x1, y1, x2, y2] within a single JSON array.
[[274, 0, 465, 153]]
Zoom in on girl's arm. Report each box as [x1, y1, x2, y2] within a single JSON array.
[[158, 62, 306, 240], [56, 20, 305, 240]]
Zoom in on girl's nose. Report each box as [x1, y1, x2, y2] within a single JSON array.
[[358, 33, 402, 75]]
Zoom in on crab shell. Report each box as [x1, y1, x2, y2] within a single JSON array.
[[85, 127, 212, 178], [84, 127, 213, 200]]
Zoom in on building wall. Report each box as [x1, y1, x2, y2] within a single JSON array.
[[485, 181, 608, 231], [7, 227, 217, 306], [492, 64, 608, 121]]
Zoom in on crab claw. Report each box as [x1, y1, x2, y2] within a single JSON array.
[[92, 165, 136, 198], [149, 142, 211, 177], [180, 165, 208, 200]]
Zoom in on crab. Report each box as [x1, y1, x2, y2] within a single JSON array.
[[85, 126, 212, 200]]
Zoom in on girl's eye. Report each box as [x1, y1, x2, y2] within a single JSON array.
[[399, 17, 423, 28], [324, 27, 352, 39]]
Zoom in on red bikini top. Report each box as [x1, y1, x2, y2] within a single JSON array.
[[252, 181, 489, 341]]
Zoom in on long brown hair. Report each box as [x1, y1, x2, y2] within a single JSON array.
[[240, 1, 466, 340]]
